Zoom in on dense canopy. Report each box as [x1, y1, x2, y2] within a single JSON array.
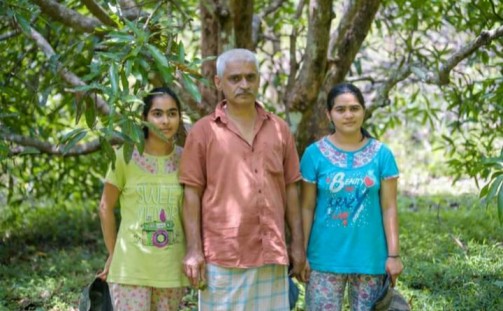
[[0, 0, 502, 217]]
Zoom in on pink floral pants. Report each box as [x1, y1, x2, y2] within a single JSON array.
[[305, 271, 384, 311], [109, 283, 185, 311]]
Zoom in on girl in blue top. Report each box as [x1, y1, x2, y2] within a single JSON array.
[[300, 83, 403, 310]]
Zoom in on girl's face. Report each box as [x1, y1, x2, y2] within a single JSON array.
[[326, 92, 365, 136], [145, 95, 180, 141]]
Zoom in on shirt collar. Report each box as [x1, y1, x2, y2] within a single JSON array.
[[213, 100, 270, 123]]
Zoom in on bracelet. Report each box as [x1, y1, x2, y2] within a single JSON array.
[[388, 255, 400, 258]]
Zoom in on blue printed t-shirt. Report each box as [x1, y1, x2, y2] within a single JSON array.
[[300, 136, 399, 274]]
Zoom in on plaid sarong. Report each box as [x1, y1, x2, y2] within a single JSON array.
[[199, 264, 289, 311]]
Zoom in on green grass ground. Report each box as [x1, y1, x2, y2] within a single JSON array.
[[1, 193, 502, 310]]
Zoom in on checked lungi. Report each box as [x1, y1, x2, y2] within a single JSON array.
[[199, 264, 289, 311]]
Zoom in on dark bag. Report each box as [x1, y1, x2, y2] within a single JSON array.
[[288, 276, 300, 310], [78, 277, 113, 311], [372, 274, 410, 311]]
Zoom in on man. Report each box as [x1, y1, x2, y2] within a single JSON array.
[[179, 48, 305, 310]]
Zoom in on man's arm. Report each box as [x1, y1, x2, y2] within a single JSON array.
[[182, 185, 206, 288], [285, 182, 306, 280]]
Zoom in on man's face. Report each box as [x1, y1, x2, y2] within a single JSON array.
[[214, 60, 260, 107]]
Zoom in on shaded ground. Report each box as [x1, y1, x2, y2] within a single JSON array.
[[1, 193, 502, 310]]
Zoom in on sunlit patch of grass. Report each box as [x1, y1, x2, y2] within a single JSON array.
[[399, 193, 503, 311]]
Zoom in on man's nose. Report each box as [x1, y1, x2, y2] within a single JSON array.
[[239, 78, 250, 89]]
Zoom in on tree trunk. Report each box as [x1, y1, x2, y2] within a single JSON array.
[[295, 0, 381, 154], [199, 0, 254, 113]]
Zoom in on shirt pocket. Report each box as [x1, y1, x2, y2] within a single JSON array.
[[264, 144, 284, 175]]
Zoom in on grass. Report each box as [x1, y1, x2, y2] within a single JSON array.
[[1, 193, 502, 310]]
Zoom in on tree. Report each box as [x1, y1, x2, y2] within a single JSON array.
[[1, 0, 502, 219]]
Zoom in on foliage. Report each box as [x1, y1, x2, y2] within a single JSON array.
[[0, 0, 202, 213], [2, 0, 501, 219], [2, 193, 502, 310]]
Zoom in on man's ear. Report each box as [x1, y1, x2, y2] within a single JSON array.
[[214, 75, 222, 91]]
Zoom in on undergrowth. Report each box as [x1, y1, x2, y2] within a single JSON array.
[[1, 193, 502, 310]]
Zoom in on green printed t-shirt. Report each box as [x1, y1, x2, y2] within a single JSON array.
[[106, 146, 189, 288]]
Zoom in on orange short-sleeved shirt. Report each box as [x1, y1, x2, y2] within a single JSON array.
[[179, 101, 301, 268]]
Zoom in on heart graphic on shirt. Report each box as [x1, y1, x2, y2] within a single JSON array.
[[345, 186, 354, 192], [364, 176, 375, 188]]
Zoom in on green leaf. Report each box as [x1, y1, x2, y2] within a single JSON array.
[[486, 175, 503, 204], [75, 97, 84, 125], [109, 62, 120, 94], [99, 136, 116, 168], [60, 128, 86, 144], [120, 69, 129, 93], [178, 41, 185, 63], [14, 13, 31, 33], [480, 183, 490, 198], [134, 125, 145, 155], [123, 141, 134, 164], [182, 73, 201, 103], [62, 131, 87, 154], [146, 44, 173, 83], [498, 187, 503, 223], [84, 96, 96, 129], [141, 121, 169, 143], [146, 44, 169, 68]]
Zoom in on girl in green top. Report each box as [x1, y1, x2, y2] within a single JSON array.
[[98, 87, 189, 310]]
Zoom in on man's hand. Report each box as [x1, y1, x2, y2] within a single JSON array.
[[289, 241, 307, 281], [183, 250, 206, 289]]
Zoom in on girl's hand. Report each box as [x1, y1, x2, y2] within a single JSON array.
[[298, 260, 311, 283], [97, 254, 113, 281], [385, 256, 403, 287]]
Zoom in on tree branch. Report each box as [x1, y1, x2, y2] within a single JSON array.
[[369, 59, 412, 117], [118, 0, 144, 20], [27, 27, 110, 116], [326, 0, 381, 86], [0, 30, 21, 41], [283, 0, 306, 113], [369, 26, 503, 116], [2, 131, 121, 156], [259, 0, 288, 18], [288, 0, 333, 112], [31, 0, 101, 33], [81, 0, 117, 27], [427, 25, 503, 85]]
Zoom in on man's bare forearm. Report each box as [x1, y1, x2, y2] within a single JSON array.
[[183, 185, 203, 253]]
